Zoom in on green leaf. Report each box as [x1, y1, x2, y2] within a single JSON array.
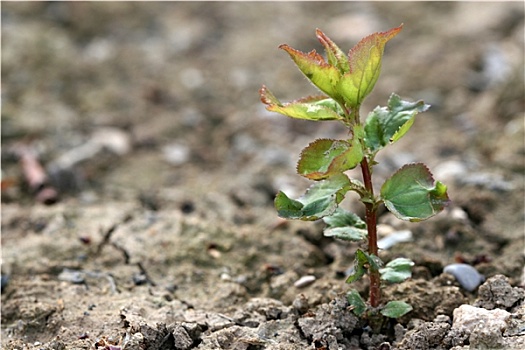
[[381, 301, 413, 318], [381, 163, 450, 222], [323, 208, 367, 242], [297, 137, 363, 180], [316, 29, 349, 74], [279, 44, 342, 100], [346, 289, 367, 316], [323, 207, 366, 228], [336, 25, 403, 107], [346, 249, 369, 283], [274, 173, 351, 221], [260, 86, 343, 121], [364, 93, 430, 153], [379, 258, 414, 283], [346, 249, 383, 283]]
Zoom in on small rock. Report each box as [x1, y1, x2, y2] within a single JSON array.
[[181, 322, 202, 341], [242, 298, 289, 320], [298, 296, 358, 347], [292, 294, 309, 314], [459, 172, 514, 192], [183, 310, 234, 332], [377, 230, 413, 250], [220, 272, 231, 281], [398, 321, 450, 350], [433, 160, 468, 183], [452, 304, 510, 331], [122, 332, 144, 350], [162, 143, 190, 165], [172, 325, 193, 350], [452, 304, 511, 349], [58, 268, 85, 284], [449, 207, 469, 221], [50, 127, 131, 171], [443, 263, 485, 292], [1, 274, 9, 293], [198, 325, 265, 349], [294, 275, 316, 288], [132, 273, 148, 286], [433, 314, 451, 324], [92, 127, 131, 156], [475, 274, 525, 310]]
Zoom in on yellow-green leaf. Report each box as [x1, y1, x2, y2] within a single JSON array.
[[316, 29, 349, 74], [337, 25, 403, 107], [260, 85, 342, 121], [279, 44, 342, 100]]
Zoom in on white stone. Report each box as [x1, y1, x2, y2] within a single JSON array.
[[444, 263, 485, 292], [294, 275, 316, 288], [452, 304, 510, 332], [162, 143, 190, 165], [377, 229, 413, 250]]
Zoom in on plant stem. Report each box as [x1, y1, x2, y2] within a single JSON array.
[[350, 104, 381, 307], [360, 157, 381, 308]]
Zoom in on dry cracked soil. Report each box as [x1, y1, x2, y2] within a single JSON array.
[[1, 2, 524, 350]]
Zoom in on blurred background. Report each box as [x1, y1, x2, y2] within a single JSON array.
[[2, 1, 523, 213]]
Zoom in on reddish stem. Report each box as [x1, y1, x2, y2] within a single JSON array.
[[360, 157, 381, 308]]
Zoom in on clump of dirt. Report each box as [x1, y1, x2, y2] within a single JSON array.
[[2, 2, 524, 349]]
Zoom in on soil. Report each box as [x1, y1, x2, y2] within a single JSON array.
[[1, 2, 524, 350]]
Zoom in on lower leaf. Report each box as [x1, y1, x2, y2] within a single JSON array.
[[323, 208, 367, 242], [381, 163, 450, 222], [346, 289, 367, 316], [381, 301, 412, 318], [274, 173, 351, 220], [379, 258, 414, 283], [346, 249, 383, 283]]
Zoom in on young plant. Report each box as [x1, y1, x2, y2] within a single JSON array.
[[259, 25, 449, 319]]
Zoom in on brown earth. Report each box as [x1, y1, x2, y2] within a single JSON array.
[[1, 2, 524, 349]]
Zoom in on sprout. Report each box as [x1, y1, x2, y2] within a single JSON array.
[[260, 25, 449, 322]]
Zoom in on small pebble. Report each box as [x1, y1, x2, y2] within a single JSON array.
[[58, 268, 85, 284], [433, 160, 467, 183], [450, 207, 468, 221], [132, 273, 148, 286], [1, 274, 9, 293], [433, 314, 451, 324], [444, 263, 485, 292], [459, 172, 514, 192], [292, 293, 309, 313], [294, 275, 316, 288], [377, 230, 413, 250], [162, 143, 190, 165], [220, 272, 232, 281]]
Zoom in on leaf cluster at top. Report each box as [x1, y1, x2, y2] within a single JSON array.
[[261, 25, 449, 224]]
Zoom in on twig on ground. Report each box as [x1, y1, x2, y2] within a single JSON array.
[[12, 143, 59, 205]]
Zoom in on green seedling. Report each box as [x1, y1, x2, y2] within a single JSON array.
[[260, 24, 449, 321]]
